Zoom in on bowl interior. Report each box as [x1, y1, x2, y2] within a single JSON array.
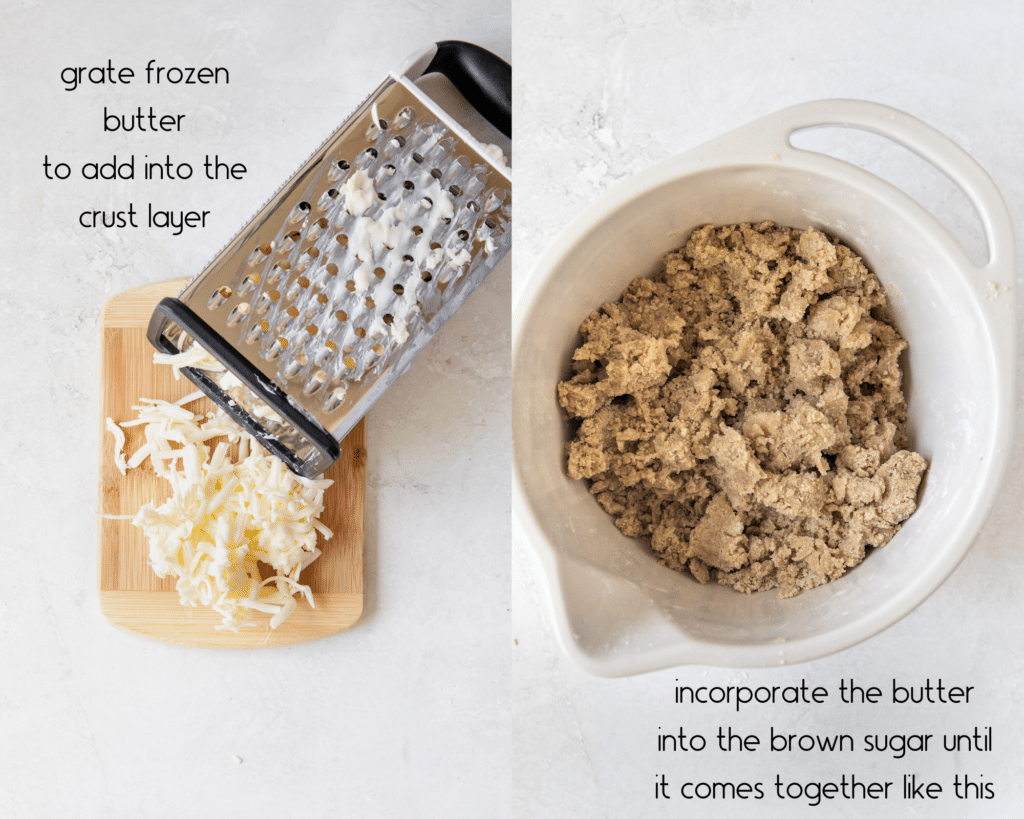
[[513, 163, 1000, 671]]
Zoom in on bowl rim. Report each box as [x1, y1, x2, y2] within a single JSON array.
[[511, 99, 1017, 676]]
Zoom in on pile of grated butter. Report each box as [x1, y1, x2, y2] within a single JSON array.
[[106, 351, 333, 632]]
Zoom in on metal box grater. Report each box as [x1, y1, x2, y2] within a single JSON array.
[[147, 42, 511, 477]]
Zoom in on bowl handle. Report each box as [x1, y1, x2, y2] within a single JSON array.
[[732, 99, 1015, 286]]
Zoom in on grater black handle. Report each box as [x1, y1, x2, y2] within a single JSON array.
[[147, 297, 340, 477], [424, 41, 511, 138]]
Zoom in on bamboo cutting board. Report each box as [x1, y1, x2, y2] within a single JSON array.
[[97, 278, 364, 647]]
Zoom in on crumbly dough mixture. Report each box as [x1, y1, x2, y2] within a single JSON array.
[[557, 222, 928, 597]]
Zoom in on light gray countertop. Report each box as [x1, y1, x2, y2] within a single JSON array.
[[513, 1, 1024, 816], [4, 0, 1024, 816], [0, 2, 510, 816]]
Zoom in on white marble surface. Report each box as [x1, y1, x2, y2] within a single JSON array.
[[0, 1, 510, 817], [513, 1, 1024, 817]]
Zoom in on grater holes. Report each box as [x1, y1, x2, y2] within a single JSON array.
[[226, 302, 251, 327], [303, 370, 329, 396], [286, 306, 300, 319], [484, 216, 499, 230], [267, 289, 281, 302], [265, 338, 288, 361], [318, 189, 339, 210], [306, 324, 318, 336], [382, 163, 396, 177], [208, 286, 232, 310], [218, 117, 504, 402], [461, 178, 487, 204], [412, 152, 423, 163], [484, 189, 507, 212], [282, 231, 302, 252], [423, 140, 450, 167], [247, 243, 274, 266], [304, 220, 327, 242], [267, 262, 289, 285], [255, 292, 273, 315], [288, 202, 311, 224], [245, 322, 266, 345], [324, 386, 347, 411], [283, 354, 307, 380], [394, 106, 414, 128], [377, 192, 387, 202], [238, 273, 261, 296]]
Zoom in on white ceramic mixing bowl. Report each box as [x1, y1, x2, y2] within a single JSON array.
[[512, 99, 1016, 676]]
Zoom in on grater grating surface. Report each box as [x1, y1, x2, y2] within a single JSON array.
[[149, 44, 511, 477]]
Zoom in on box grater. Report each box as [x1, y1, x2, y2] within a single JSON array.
[[147, 41, 511, 478]]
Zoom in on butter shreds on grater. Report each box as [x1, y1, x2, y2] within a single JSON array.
[[147, 41, 511, 478]]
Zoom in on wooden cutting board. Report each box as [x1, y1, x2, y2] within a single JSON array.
[[97, 278, 364, 647]]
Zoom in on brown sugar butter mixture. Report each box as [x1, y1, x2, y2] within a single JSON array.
[[557, 222, 928, 598]]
